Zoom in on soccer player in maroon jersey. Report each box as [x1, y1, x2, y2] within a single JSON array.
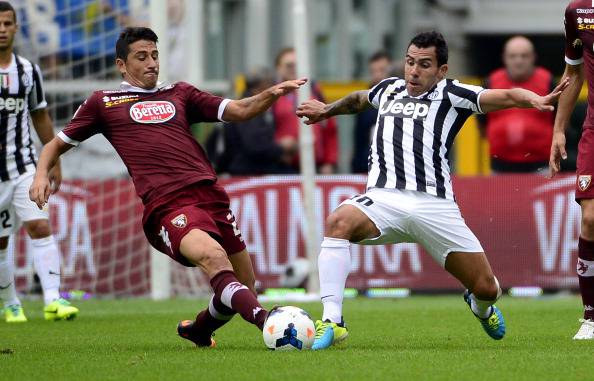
[[28, 27, 306, 347], [550, 0, 594, 340]]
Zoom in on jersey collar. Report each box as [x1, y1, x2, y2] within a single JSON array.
[[119, 81, 165, 93], [0, 54, 16, 71]]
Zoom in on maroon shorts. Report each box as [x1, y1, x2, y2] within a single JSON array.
[[142, 182, 245, 266], [576, 128, 594, 202]]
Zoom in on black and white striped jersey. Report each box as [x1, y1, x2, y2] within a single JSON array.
[[0, 53, 46, 181], [366, 77, 485, 200]]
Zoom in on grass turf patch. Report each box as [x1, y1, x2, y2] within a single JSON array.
[[0, 296, 589, 381]]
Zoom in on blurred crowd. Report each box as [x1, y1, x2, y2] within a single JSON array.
[[12, 0, 581, 176]]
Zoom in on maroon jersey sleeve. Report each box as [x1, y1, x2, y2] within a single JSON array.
[[565, 2, 584, 65], [182, 82, 228, 124], [58, 93, 102, 146]]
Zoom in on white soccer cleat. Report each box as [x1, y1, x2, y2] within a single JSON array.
[[573, 319, 594, 340]]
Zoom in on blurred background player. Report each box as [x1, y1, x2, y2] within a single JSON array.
[[351, 51, 393, 174], [224, 68, 298, 175], [273, 47, 338, 174], [298, 30, 567, 350], [480, 36, 555, 173], [0, 1, 78, 323], [549, 0, 594, 340], [29, 27, 306, 347]]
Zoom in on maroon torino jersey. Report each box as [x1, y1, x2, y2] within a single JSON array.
[[565, 0, 594, 129], [59, 81, 230, 204]]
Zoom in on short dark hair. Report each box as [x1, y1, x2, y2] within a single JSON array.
[[115, 27, 159, 61], [368, 50, 392, 64], [0, 1, 16, 23], [408, 31, 448, 66]]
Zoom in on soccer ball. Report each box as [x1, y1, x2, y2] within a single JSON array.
[[262, 306, 315, 351]]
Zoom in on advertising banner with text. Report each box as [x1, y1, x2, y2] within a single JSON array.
[[12, 175, 581, 295]]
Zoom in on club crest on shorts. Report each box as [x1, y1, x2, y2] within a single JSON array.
[[171, 214, 187, 228], [579, 175, 592, 192]]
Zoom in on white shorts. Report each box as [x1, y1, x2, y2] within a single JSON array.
[[0, 167, 49, 236], [340, 188, 484, 267]]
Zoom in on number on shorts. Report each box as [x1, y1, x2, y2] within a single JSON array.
[[0, 210, 11, 228], [227, 212, 242, 237], [350, 195, 374, 207]]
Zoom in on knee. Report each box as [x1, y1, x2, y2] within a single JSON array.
[[24, 220, 51, 239], [325, 213, 354, 239], [180, 234, 231, 277], [472, 275, 500, 301], [188, 244, 228, 269]]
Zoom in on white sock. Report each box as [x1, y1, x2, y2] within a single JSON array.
[[319, 237, 351, 323], [31, 236, 61, 305], [470, 277, 502, 319], [470, 294, 494, 319], [0, 247, 20, 307]]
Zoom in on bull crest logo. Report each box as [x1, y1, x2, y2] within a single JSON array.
[[579, 175, 592, 192], [171, 214, 187, 228]]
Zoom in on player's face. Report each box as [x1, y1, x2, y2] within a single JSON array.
[[369, 58, 391, 86], [116, 40, 159, 89], [0, 11, 17, 51], [404, 45, 447, 97], [277, 51, 297, 81]]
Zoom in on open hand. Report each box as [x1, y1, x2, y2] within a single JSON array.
[[271, 78, 308, 97], [531, 77, 570, 112]]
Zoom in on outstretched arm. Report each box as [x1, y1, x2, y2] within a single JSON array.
[[549, 64, 585, 177], [296, 90, 370, 125], [30, 137, 74, 209], [479, 78, 569, 114], [223, 78, 307, 122], [31, 109, 62, 194]]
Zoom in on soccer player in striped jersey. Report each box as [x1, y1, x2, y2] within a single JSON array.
[[297, 31, 568, 349], [0, 1, 78, 322]]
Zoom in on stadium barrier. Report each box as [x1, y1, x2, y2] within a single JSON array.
[[12, 174, 580, 297]]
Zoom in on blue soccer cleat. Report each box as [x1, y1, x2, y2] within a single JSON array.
[[463, 290, 506, 340], [311, 318, 348, 350]]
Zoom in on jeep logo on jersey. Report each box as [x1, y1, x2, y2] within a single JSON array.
[[379, 99, 431, 120], [0, 97, 25, 113], [129, 101, 176, 123]]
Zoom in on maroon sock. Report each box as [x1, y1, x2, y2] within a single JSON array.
[[194, 295, 236, 335], [578, 237, 594, 320], [210, 270, 267, 330]]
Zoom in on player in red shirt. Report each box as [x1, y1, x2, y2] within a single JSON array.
[[28, 27, 306, 347], [550, 0, 594, 340]]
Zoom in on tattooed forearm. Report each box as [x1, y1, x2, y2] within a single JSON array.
[[324, 90, 370, 117]]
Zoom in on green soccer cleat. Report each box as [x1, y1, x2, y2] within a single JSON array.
[[44, 298, 79, 321], [4, 304, 27, 323], [311, 318, 348, 350]]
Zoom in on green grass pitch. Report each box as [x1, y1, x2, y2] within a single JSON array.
[[0, 296, 591, 381]]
